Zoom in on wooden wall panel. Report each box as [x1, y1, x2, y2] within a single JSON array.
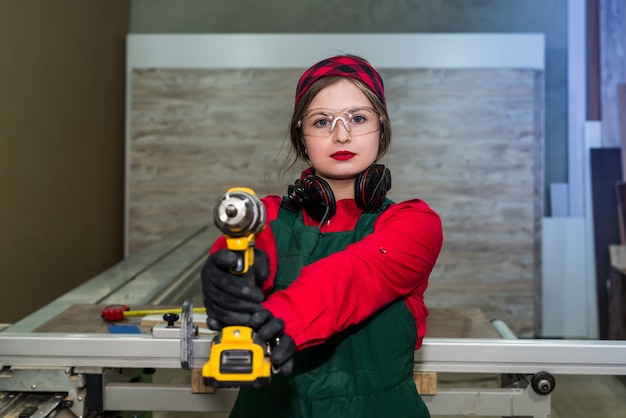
[[129, 68, 303, 248], [128, 67, 542, 336]]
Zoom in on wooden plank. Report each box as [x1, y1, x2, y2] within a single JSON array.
[[619, 84, 626, 178], [609, 264, 626, 339], [610, 245, 626, 273], [541, 218, 588, 338], [590, 148, 623, 339], [586, 0, 601, 120], [616, 182, 626, 245], [413, 372, 437, 395], [191, 369, 216, 394], [609, 245, 626, 339]]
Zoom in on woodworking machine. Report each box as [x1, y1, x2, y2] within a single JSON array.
[[1, 227, 626, 417]]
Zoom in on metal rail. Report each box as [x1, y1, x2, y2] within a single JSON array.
[[415, 338, 626, 375], [100, 384, 552, 417], [1, 333, 625, 375], [6, 226, 215, 333]]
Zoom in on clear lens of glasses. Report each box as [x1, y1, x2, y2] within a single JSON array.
[[298, 106, 381, 138]]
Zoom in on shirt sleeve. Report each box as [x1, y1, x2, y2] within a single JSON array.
[[263, 199, 443, 350]]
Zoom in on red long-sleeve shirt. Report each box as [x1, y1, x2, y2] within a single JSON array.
[[210, 195, 443, 351]]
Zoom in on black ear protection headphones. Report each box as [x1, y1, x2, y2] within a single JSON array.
[[287, 164, 392, 222]]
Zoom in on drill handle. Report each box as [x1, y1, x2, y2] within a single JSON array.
[[225, 236, 255, 275]]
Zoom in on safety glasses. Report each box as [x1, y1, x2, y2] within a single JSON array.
[[298, 106, 381, 138]]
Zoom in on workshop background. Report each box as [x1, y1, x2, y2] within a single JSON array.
[[1, 0, 624, 342]]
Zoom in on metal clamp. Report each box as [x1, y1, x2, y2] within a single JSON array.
[[180, 300, 197, 370]]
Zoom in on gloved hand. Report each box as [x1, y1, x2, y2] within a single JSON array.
[[201, 248, 295, 376], [201, 248, 270, 330], [251, 309, 296, 376]]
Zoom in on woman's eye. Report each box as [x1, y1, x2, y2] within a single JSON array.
[[352, 115, 366, 124], [313, 119, 330, 128]]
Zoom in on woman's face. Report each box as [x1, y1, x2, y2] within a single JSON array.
[[302, 79, 380, 183]]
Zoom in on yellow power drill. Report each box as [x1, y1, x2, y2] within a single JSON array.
[[202, 187, 272, 387]]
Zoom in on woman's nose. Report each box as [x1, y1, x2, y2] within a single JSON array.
[[331, 117, 352, 142]]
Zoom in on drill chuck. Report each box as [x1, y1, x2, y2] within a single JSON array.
[[214, 188, 266, 238]]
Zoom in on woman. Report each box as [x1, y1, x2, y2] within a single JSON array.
[[202, 54, 443, 418]]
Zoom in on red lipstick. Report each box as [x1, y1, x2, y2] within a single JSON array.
[[331, 151, 356, 160]]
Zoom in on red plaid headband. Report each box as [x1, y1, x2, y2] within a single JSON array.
[[295, 55, 386, 108]]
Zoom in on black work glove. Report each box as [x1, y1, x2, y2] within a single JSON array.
[[250, 309, 296, 377], [201, 248, 270, 330]]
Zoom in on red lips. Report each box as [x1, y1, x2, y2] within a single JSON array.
[[331, 151, 356, 160]]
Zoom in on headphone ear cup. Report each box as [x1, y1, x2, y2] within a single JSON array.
[[289, 176, 336, 222], [354, 164, 392, 211]]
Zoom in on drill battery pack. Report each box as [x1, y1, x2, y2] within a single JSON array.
[[203, 325, 271, 388]]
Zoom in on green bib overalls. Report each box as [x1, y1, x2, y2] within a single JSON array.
[[229, 200, 430, 418]]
